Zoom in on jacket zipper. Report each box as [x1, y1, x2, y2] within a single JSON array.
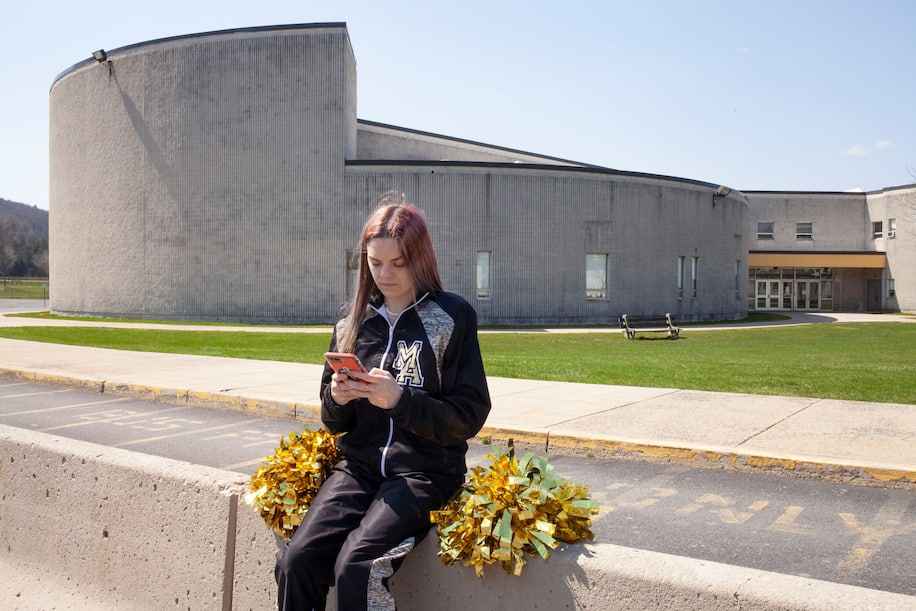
[[371, 292, 429, 477]]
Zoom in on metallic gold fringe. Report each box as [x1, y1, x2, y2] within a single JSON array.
[[243, 429, 340, 540], [430, 445, 599, 577]]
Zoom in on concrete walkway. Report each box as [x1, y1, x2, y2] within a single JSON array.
[[1, 322, 915, 484]]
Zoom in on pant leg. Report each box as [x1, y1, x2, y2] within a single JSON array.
[[333, 472, 463, 611], [275, 461, 379, 611]]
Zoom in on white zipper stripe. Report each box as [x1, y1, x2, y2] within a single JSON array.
[[371, 291, 430, 477], [380, 419, 395, 477]]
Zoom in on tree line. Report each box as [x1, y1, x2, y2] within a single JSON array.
[[0, 213, 49, 278]]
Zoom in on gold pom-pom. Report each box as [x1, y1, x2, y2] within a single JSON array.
[[244, 428, 340, 539], [430, 444, 599, 577]]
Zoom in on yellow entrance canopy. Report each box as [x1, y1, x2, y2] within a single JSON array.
[[748, 251, 886, 269]]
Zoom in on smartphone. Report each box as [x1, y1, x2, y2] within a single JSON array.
[[324, 352, 368, 375]]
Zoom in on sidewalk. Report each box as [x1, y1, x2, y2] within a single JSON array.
[[2, 330, 915, 484]]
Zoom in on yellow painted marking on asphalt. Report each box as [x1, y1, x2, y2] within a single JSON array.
[[615, 487, 678, 510], [837, 492, 916, 576], [767, 505, 812, 536], [603, 466, 688, 515], [241, 432, 288, 448], [0, 397, 130, 417], [221, 456, 271, 471], [116, 415, 204, 431], [40, 405, 188, 431], [0, 388, 73, 399], [675, 494, 769, 524], [115, 419, 261, 447]]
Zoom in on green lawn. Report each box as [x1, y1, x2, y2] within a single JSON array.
[[0, 279, 48, 299], [0, 323, 913, 404]]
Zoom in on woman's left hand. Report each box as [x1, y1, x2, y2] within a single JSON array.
[[347, 368, 403, 410]]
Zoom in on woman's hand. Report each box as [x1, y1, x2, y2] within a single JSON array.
[[330, 371, 369, 406], [344, 368, 403, 410]]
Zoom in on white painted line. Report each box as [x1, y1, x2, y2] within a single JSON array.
[[40, 405, 188, 432], [0, 389, 73, 399], [220, 457, 269, 471], [0, 397, 131, 417], [0, 382, 30, 389], [115, 418, 261, 447]]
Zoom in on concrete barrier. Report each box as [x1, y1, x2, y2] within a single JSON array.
[[0, 424, 246, 610], [1, 424, 914, 610]]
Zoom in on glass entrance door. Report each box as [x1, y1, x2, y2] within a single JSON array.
[[795, 280, 820, 310], [781, 281, 793, 309], [756, 279, 790, 310], [796, 282, 807, 310]]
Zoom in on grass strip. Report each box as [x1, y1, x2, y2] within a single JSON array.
[[0, 323, 914, 404]]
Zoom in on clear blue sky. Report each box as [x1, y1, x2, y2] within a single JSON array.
[[3, 1, 915, 211]]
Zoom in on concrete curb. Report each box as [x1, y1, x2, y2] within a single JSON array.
[[1, 423, 914, 610], [3, 366, 915, 486]]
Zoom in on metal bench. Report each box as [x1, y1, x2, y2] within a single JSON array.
[[620, 313, 680, 340]]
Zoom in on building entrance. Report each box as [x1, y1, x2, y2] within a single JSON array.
[[751, 268, 833, 312]]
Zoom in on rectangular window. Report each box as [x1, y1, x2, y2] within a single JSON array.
[[872, 221, 883, 238], [476, 251, 491, 299], [796, 222, 813, 240], [585, 253, 608, 299], [888, 218, 896, 239], [676, 256, 685, 292], [345, 249, 360, 299], [889, 278, 896, 297], [691, 256, 699, 297], [756, 222, 774, 240]]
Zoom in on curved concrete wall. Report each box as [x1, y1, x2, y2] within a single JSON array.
[[50, 25, 357, 321], [867, 185, 916, 311], [344, 165, 748, 323], [356, 121, 582, 165], [49, 24, 746, 323]]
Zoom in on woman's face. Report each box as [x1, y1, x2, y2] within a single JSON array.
[[366, 237, 416, 306]]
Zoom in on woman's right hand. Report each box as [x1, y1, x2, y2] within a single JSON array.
[[329, 371, 369, 405]]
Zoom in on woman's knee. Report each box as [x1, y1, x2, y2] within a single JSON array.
[[276, 541, 323, 579]]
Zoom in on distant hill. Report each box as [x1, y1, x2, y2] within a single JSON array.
[[0, 197, 49, 277]]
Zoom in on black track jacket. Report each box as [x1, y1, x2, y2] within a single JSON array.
[[320, 289, 491, 478]]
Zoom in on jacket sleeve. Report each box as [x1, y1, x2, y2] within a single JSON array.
[[320, 324, 357, 433], [389, 303, 491, 446]]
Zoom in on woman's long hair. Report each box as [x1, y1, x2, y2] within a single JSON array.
[[337, 192, 443, 353]]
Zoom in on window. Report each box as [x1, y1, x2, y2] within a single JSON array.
[[735, 260, 741, 292], [585, 254, 607, 299], [476, 251, 491, 299], [756, 222, 774, 240], [676, 256, 685, 292], [345, 249, 360, 299], [691, 256, 699, 297], [888, 218, 896, 239], [796, 222, 813, 240], [889, 279, 896, 297], [872, 221, 883, 238]]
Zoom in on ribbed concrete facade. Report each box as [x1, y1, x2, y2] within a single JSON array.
[[343, 166, 747, 323], [745, 187, 916, 312], [867, 185, 916, 311], [48, 23, 912, 323], [50, 25, 357, 322]]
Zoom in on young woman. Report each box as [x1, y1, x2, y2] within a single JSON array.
[[275, 194, 491, 610]]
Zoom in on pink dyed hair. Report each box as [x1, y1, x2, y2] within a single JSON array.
[[337, 192, 442, 352]]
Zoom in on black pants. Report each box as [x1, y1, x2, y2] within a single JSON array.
[[274, 460, 463, 611]]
